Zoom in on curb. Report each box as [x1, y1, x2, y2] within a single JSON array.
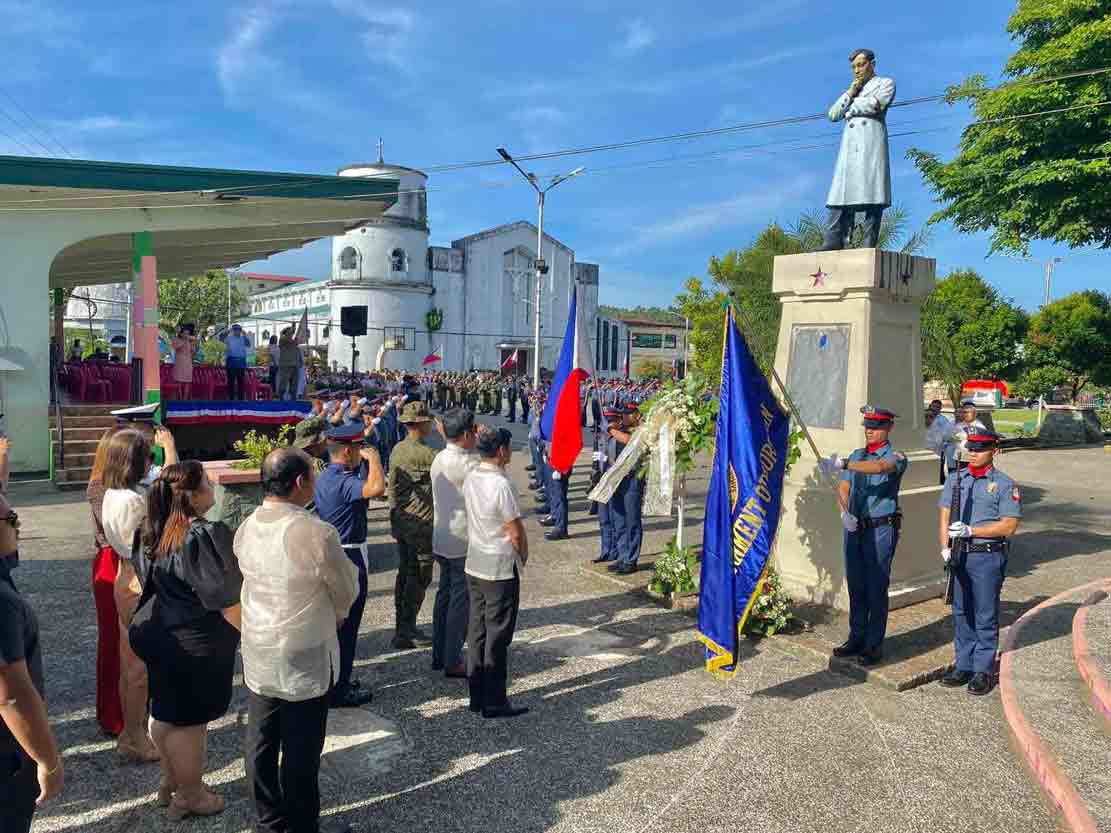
[[1072, 586, 1111, 731], [999, 578, 1109, 833]]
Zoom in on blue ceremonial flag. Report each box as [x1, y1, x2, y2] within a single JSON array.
[[697, 306, 790, 677]]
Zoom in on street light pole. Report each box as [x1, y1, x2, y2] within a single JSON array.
[[497, 146, 584, 386], [1007, 255, 1064, 428]]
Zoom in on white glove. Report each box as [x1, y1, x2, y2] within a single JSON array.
[[552, 470, 561, 481], [828, 452, 846, 471], [591, 451, 602, 462], [941, 547, 952, 564], [948, 522, 973, 539], [840, 511, 858, 532], [817, 457, 837, 479]]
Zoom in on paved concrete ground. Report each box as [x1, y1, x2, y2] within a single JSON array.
[[14, 423, 1109, 832]]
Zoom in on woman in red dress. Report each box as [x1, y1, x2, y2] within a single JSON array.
[[87, 426, 125, 736]]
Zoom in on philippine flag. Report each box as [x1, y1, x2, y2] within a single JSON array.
[[540, 286, 594, 474], [421, 345, 443, 366]]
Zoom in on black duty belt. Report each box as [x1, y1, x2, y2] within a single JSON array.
[[966, 540, 1007, 553], [859, 513, 901, 530]]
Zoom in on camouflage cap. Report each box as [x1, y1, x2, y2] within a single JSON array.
[[291, 415, 328, 449], [399, 400, 433, 424]]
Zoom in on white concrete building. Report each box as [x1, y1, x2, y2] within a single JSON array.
[[238, 157, 606, 375]]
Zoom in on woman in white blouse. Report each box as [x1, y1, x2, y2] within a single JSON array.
[[100, 426, 177, 763]]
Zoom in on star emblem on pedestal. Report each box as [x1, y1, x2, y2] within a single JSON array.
[[810, 267, 828, 288]]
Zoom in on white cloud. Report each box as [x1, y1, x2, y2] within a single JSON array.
[[510, 106, 570, 155], [615, 19, 656, 55], [216, 2, 281, 102], [66, 116, 151, 133], [330, 1, 418, 71], [609, 173, 817, 257]]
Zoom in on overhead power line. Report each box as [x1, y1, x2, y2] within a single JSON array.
[[0, 86, 75, 158]]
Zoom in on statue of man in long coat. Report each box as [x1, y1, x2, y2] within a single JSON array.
[[821, 49, 896, 251]]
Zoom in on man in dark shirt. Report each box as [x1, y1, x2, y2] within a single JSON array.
[[0, 540, 63, 832], [313, 423, 385, 708]]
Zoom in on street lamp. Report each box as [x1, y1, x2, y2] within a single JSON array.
[[497, 146, 584, 385], [1006, 255, 1065, 428]]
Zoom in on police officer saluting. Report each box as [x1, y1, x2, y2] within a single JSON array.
[[938, 429, 1020, 695], [820, 406, 907, 666], [313, 421, 386, 707]]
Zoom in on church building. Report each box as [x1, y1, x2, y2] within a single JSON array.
[[239, 154, 607, 375]]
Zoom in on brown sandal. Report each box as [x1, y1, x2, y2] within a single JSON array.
[[117, 738, 160, 764], [167, 790, 225, 821]]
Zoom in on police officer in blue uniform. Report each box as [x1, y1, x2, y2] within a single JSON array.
[[541, 438, 570, 541], [938, 429, 1021, 695], [591, 407, 623, 564], [821, 406, 908, 665], [313, 422, 386, 707], [608, 402, 645, 576]]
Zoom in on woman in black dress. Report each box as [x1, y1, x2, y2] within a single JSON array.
[[130, 461, 242, 821]]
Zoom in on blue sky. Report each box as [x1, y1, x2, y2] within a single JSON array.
[[2, 0, 1105, 311]]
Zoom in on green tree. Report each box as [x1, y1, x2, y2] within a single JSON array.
[[674, 277, 729, 382], [908, 2, 1111, 252], [1020, 290, 1111, 400], [599, 305, 678, 323], [633, 358, 671, 381], [920, 269, 1029, 405], [157, 270, 246, 337]]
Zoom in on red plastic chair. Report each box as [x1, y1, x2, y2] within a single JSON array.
[[82, 366, 111, 402], [160, 364, 183, 400], [212, 368, 228, 400]]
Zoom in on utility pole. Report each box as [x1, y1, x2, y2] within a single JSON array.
[[497, 147, 584, 385], [1008, 255, 1064, 428]]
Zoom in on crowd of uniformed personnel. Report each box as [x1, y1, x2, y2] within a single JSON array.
[[284, 369, 662, 709]]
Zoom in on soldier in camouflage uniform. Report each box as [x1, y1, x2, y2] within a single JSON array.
[[388, 401, 438, 650]]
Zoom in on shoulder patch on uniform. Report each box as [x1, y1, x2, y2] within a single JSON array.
[[1012, 486, 1021, 503]]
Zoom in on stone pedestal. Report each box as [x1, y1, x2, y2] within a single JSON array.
[[1037, 406, 1104, 445], [203, 460, 263, 532], [769, 249, 944, 611]]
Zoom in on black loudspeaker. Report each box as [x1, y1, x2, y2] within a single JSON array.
[[340, 305, 368, 337]]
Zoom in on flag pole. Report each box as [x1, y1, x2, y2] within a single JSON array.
[[728, 296, 843, 501]]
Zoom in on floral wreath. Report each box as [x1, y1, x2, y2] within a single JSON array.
[[426, 307, 443, 332]]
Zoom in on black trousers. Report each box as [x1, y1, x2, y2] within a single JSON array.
[[246, 689, 330, 833], [467, 573, 520, 710], [508, 395, 517, 422], [821, 205, 884, 250], [336, 547, 368, 689], [227, 365, 246, 400], [0, 751, 37, 833]]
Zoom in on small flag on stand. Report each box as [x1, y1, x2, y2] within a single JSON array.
[[294, 308, 310, 345], [421, 345, 443, 366], [501, 348, 519, 369]]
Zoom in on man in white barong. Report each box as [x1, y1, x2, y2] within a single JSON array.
[[821, 48, 896, 251]]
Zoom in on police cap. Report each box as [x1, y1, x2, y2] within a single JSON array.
[[860, 405, 896, 428], [325, 422, 365, 444], [964, 430, 1001, 451], [622, 402, 641, 414], [602, 407, 621, 420]]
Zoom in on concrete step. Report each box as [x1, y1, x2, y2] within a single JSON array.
[[1000, 580, 1111, 832], [57, 404, 127, 417], [50, 427, 109, 442], [1074, 588, 1111, 733], [56, 451, 95, 469], [53, 467, 91, 491], [55, 439, 100, 455], [51, 415, 116, 429]]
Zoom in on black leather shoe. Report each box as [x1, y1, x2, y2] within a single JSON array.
[[615, 563, 638, 575], [832, 640, 863, 658], [391, 634, 416, 650], [968, 672, 995, 695], [940, 669, 973, 688], [539, 517, 556, 527], [407, 631, 433, 647], [331, 685, 373, 708], [592, 555, 614, 564], [525, 464, 536, 471], [856, 647, 882, 667], [545, 530, 568, 541], [482, 702, 529, 719]]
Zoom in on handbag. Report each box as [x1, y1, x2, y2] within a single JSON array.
[[126, 529, 160, 662]]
